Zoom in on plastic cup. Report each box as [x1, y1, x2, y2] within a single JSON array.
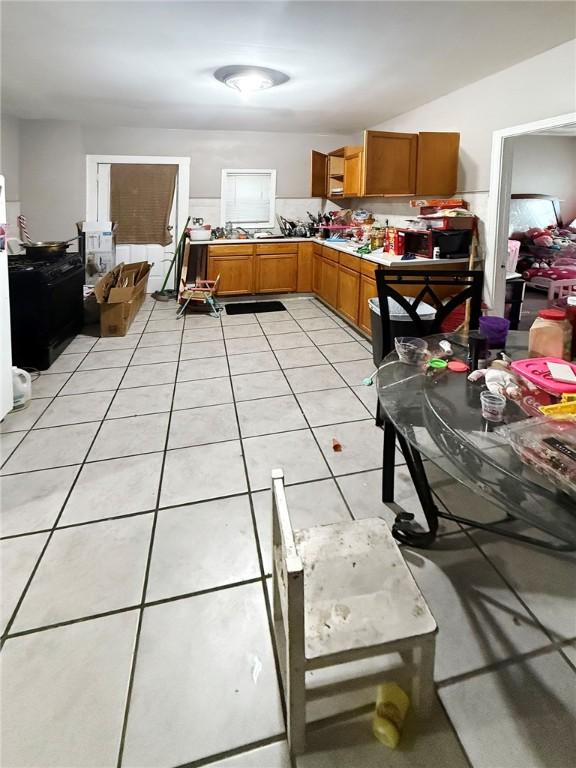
[[479, 316, 510, 349], [480, 391, 506, 422], [394, 337, 428, 364]]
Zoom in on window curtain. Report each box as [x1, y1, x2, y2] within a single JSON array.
[[110, 164, 178, 245]]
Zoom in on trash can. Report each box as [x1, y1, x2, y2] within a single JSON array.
[[369, 297, 436, 366]]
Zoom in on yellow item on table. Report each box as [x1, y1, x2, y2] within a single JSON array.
[[539, 402, 576, 416], [372, 683, 410, 749], [561, 393, 576, 403]]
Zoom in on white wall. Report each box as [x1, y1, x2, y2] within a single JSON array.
[[0, 114, 21, 238], [369, 40, 576, 195], [82, 126, 350, 198], [510, 135, 576, 224], [17, 120, 352, 239], [19, 120, 85, 241], [0, 114, 20, 201], [348, 39, 576, 272]]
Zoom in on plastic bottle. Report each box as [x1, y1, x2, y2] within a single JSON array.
[[372, 683, 410, 749], [528, 308, 572, 361], [12, 367, 32, 410]]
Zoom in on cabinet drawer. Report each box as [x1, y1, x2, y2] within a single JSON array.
[[208, 244, 254, 257], [322, 245, 339, 263], [361, 260, 379, 277], [339, 251, 361, 272], [313, 242, 324, 258], [255, 242, 298, 255]]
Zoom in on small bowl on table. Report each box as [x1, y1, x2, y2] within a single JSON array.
[[394, 337, 429, 364]]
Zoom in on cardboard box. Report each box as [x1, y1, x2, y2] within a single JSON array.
[[94, 261, 151, 336]]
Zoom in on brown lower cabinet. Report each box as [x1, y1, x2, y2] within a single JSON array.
[[359, 274, 377, 336], [207, 241, 382, 339], [256, 253, 297, 293], [321, 257, 338, 306], [336, 264, 360, 324], [312, 251, 322, 294], [207, 253, 254, 295]]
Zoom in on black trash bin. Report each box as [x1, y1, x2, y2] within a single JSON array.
[[369, 297, 436, 366]]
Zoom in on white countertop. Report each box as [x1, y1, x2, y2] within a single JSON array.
[[193, 236, 470, 268]]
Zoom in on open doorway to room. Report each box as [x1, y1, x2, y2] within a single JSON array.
[[86, 155, 190, 293], [485, 113, 576, 328]]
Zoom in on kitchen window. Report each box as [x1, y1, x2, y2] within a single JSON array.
[[220, 169, 276, 229]]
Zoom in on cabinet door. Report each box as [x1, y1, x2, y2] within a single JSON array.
[[337, 264, 360, 324], [321, 258, 339, 308], [363, 131, 418, 196], [359, 275, 377, 336], [297, 242, 313, 292], [312, 252, 322, 295], [311, 150, 328, 197], [344, 151, 363, 197], [416, 132, 460, 196], [207, 255, 254, 295], [256, 254, 297, 293]]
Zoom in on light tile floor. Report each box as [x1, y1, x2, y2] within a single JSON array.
[[1, 295, 575, 768]]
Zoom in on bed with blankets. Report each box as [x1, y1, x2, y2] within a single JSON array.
[[509, 194, 576, 304]]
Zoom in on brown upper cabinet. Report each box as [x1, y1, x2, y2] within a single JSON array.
[[416, 132, 460, 196], [310, 130, 459, 198], [311, 146, 363, 199], [311, 150, 328, 198], [362, 131, 418, 196], [343, 147, 363, 197]]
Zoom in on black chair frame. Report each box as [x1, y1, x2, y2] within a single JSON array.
[[375, 268, 483, 548]]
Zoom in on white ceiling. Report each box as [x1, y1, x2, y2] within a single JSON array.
[[2, 1, 575, 134]]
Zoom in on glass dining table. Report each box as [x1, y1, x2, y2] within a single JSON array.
[[376, 331, 576, 551]]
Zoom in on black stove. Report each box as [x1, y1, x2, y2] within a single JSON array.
[[8, 252, 85, 370]]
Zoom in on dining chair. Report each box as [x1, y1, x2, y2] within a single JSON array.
[[374, 268, 484, 364], [374, 268, 484, 547], [271, 468, 437, 755]]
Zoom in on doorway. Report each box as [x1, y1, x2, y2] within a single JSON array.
[[484, 112, 576, 315], [86, 155, 190, 293]]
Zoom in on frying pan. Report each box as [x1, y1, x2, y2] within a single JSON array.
[[21, 237, 79, 259]]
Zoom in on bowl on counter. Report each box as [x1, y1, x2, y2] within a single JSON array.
[[189, 226, 212, 241]]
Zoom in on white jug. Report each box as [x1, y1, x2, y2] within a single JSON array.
[[12, 367, 32, 410]]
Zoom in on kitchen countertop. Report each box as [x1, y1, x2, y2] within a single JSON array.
[[192, 236, 470, 268]]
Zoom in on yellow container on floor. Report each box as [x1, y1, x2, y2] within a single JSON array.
[[372, 683, 410, 749]]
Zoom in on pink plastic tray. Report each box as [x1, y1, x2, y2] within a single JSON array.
[[511, 357, 576, 395]]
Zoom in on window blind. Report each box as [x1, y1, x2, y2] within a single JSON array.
[[221, 170, 275, 226]]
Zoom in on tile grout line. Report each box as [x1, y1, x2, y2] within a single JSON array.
[[4, 576, 265, 640], [0, 310, 154, 646], [115, 303, 187, 768], [0, 460, 460, 542], [172, 734, 289, 768], [250, 312, 361, 526], [218, 308, 290, 737], [459, 524, 576, 658]]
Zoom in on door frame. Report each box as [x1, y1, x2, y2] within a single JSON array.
[[484, 111, 576, 314], [85, 154, 190, 240]]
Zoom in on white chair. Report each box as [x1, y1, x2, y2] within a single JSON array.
[[271, 468, 437, 755]]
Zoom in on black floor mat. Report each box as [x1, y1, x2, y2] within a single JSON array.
[[225, 301, 286, 315]]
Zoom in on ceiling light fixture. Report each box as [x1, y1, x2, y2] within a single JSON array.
[[214, 66, 289, 94]]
